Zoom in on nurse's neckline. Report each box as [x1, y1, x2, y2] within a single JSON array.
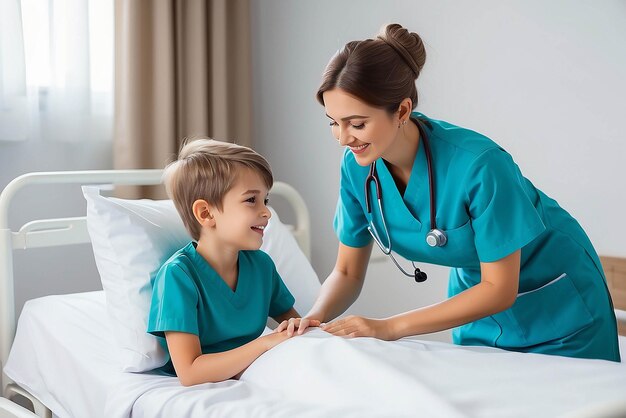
[[383, 116, 422, 191]]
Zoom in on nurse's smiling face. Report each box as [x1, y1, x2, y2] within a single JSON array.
[[323, 88, 401, 167]]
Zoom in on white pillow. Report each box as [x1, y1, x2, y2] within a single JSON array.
[[83, 186, 320, 373]]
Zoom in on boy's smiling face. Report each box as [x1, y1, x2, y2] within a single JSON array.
[[208, 167, 271, 251]]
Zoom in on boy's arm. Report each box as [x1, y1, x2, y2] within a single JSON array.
[[166, 331, 290, 386]]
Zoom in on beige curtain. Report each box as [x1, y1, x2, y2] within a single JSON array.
[[114, 0, 251, 198]]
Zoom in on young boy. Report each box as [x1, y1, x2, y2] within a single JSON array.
[[147, 139, 316, 386]]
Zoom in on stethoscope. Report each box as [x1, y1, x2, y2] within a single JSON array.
[[365, 118, 447, 283]]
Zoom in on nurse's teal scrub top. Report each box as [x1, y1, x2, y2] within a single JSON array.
[[147, 242, 295, 375], [335, 112, 620, 362]]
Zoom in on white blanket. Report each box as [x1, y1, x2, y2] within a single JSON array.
[[105, 329, 626, 418]]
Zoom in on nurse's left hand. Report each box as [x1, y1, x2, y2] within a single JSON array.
[[320, 315, 394, 340]]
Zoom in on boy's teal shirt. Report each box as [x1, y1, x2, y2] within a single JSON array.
[[148, 242, 295, 375]]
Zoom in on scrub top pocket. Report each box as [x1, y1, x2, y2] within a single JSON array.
[[491, 273, 594, 349], [424, 219, 478, 268]]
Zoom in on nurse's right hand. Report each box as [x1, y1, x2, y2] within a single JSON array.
[[275, 317, 321, 337]]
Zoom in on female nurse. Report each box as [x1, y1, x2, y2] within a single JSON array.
[[276, 23, 620, 362]]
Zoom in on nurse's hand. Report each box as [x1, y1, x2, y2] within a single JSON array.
[[275, 317, 322, 337], [320, 315, 393, 340]]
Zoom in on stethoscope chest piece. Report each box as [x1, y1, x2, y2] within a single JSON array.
[[426, 229, 447, 247], [365, 118, 449, 283]]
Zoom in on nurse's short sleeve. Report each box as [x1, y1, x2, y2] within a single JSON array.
[[333, 153, 372, 247], [147, 263, 199, 337], [466, 148, 545, 262], [268, 260, 295, 317]]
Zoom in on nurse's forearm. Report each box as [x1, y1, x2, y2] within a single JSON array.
[[387, 281, 515, 339], [306, 270, 364, 322]]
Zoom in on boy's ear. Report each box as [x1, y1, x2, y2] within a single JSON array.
[[192, 199, 216, 227]]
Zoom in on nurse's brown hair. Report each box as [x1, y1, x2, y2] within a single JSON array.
[[316, 23, 426, 114]]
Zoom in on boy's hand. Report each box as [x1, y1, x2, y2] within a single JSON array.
[[275, 317, 321, 337]]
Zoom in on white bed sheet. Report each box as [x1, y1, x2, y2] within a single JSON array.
[[3, 292, 375, 418], [4, 292, 626, 418], [4, 292, 117, 418]]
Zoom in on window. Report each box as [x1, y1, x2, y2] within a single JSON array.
[[0, 0, 113, 142]]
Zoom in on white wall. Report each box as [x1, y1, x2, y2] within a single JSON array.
[[0, 139, 112, 314], [250, 0, 626, 342]]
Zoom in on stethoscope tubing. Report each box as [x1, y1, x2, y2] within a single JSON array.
[[364, 118, 446, 282]]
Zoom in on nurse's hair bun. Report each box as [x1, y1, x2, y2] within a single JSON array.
[[377, 23, 426, 79], [316, 23, 425, 112]]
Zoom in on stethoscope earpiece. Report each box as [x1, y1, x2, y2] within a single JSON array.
[[414, 268, 427, 283]]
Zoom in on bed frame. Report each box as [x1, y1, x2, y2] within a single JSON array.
[[1, 171, 625, 417], [0, 170, 311, 417], [601, 256, 626, 336]]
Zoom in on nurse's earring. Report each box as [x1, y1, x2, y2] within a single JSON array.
[[398, 120, 407, 128]]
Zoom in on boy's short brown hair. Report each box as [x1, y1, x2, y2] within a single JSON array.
[[163, 138, 273, 240]]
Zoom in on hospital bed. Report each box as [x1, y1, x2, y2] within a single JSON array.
[[1, 170, 626, 418]]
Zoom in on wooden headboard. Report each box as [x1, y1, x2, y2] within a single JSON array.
[[600, 256, 626, 335]]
